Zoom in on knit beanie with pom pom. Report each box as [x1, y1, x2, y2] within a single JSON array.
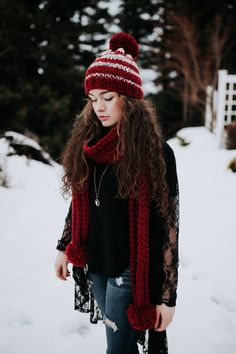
[[84, 32, 143, 99]]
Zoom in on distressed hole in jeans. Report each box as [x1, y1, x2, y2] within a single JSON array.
[[103, 316, 119, 332], [87, 279, 93, 286], [116, 276, 123, 286]]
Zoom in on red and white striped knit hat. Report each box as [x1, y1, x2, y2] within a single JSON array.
[[84, 32, 143, 99]]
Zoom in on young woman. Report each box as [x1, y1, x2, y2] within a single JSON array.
[[54, 32, 179, 354]]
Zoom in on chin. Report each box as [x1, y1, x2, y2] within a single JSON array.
[[101, 121, 115, 127]]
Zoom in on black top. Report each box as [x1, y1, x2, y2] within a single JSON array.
[[57, 141, 179, 307], [87, 163, 130, 276]]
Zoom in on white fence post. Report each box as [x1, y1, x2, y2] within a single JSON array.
[[215, 70, 228, 148], [205, 85, 213, 131]]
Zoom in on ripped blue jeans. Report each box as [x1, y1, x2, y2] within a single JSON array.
[[87, 267, 140, 354]]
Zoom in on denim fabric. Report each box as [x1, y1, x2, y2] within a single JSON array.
[[88, 267, 139, 354]]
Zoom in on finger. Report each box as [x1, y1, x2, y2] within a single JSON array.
[[55, 267, 66, 281], [154, 312, 163, 330], [56, 272, 66, 281], [156, 317, 170, 332], [63, 266, 71, 279], [154, 311, 161, 329], [62, 266, 67, 279]]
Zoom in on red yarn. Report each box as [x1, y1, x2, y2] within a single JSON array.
[[66, 183, 89, 267], [109, 32, 139, 60], [66, 127, 156, 330], [127, 303, 156, 331]]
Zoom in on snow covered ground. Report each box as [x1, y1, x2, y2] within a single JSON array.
[[0, 127, 236, 354]]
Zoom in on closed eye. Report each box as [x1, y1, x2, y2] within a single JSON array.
[[89, 97, 114, 102]]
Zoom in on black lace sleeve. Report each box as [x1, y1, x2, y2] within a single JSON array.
[[161, 143, 179, 307], [56, 203, 72, 252]]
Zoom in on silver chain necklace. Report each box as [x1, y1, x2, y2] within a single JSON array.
[[93, 164, 109, 207]]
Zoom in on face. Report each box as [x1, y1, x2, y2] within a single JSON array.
[[88, 89, 123, 128]]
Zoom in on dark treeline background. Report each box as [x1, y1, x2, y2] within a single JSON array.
[[1, 0, 236, 160]]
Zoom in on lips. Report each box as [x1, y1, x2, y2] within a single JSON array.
[[99, 116, 109, 121]]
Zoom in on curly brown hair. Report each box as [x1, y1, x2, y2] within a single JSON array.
[[61, 96, 169, 219]]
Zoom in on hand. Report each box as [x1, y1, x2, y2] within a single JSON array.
[[54, 251, 70, 281], [153, 303, 175, 331]]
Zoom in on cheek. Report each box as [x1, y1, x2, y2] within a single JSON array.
[[111, 99, 122, 116], [115, 101, 123, 121]]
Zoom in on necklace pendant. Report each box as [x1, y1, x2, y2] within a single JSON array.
[[95, 198, 100, 207]]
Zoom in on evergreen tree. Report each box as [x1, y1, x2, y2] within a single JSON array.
[[113, 0, 165, 70], [0, 0, 112, 158], [113, 0, 182, 138]]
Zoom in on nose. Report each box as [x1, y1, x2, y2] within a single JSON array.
[[96, 99, 106, 112]]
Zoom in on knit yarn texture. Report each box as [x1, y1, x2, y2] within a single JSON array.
[[84, 32, 143, 99], [65, 127, 156, 331]]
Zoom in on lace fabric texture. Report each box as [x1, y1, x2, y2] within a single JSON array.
[[161, 182, 179, 306], [56, 204, 72, 251], [72, 266, 103, 323]]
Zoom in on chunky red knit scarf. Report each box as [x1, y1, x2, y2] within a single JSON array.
[[66, 127, 156, 331]]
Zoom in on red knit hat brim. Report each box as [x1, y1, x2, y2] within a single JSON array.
[[85, 75, 143, 99]]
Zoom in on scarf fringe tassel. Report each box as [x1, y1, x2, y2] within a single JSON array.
[[127, 303, 156, 331]]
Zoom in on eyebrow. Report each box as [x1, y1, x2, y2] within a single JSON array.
[[88, 90, 112, 97]]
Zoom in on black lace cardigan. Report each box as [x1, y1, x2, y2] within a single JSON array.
[[56, 142, 179, 354]]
